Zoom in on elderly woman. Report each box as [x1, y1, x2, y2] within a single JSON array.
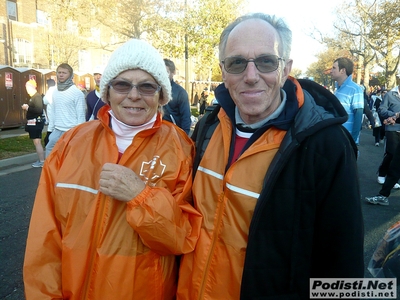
[[23, 39, 202, 300]]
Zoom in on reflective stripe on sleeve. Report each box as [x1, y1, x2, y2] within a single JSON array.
[[56, 183, 98, 195], [198, 166, 224, 180], [198, 166, 259, 199], [226, 183, 260, 199]]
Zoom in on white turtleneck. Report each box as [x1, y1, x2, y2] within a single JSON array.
[[109, 110, 156, 154]]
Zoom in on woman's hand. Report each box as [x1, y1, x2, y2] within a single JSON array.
[[99, 163, 146, 202]]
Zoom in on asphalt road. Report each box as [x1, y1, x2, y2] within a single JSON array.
[[0, 167, 41, 300], [0, 128, 400, 299]]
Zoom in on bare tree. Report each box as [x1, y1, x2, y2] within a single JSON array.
[[366, 0, 400, 88], [306, 48, 350, 87], [309, 0, 399, 89]]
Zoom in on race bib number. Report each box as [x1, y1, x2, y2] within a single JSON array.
[[27, 119, 36, 126]]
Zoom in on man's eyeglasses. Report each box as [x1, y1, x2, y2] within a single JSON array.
[[108, 80, 161, 96], [222, 55, 285, 74]]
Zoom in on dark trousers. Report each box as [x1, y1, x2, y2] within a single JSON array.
[[373, 126, 385, 143], [199, 102, 206, 115], [380, 141, 400, 197], [378, 131, 400, 177], [44, 131, 51, 147]]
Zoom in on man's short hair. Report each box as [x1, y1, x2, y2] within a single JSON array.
[[218, 13, 292, 62], [47, 78, 56, 87], [335, 57, 354, 76], [164, 59, 176, 74], [57, 63, 73, 75]]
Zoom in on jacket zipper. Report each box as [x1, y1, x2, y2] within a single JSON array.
[[198, 192, 225, 299], [81, 195, 107, 299]]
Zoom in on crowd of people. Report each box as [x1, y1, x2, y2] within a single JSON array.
[[20, 11, 399, 300], [328, 58, 400, 205]]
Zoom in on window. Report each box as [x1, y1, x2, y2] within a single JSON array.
[[7, 1, 17, 21], [91, 27, 101, 42], [101, 53, 110, 68], [110, 34, 119, 45], [66, 20, 78, 34], [36, 10, 48, 26], [13, 39, 33, 66], [78, 50, 91, 72]]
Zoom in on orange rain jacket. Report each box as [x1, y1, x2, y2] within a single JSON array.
[[23, 106, 202, 300], [177, 94, 289, 300]]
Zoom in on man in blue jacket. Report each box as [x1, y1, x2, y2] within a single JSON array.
[[86, 67, 105, 121], [163, 59, 191, 134]]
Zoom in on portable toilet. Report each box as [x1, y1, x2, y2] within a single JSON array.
[[74, 72, 93, 92], [37, 69, 56, 93], [0, 65, 24, 129], [16, 68, 44, 103]]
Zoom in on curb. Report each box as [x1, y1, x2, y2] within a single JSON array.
[[0, 153, 38, 176]]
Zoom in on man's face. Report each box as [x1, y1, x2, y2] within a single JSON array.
[[57, 67, 71, 83], [94, 73, 102, 86], [330, 61, 343, 82], [165, 66, 173, 81], [220, 19, 292, 125]]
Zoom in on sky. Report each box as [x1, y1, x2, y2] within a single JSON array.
[[247, 0, 339, 72]]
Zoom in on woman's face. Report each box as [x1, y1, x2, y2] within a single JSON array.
[[106, 69, 161, 126]]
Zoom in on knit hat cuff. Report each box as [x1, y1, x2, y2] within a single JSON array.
[[100, 39, 172, 106]]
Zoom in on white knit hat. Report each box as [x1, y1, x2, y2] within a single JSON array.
[[100, 39, 171, 106]]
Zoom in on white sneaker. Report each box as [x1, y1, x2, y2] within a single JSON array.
[[366, 195, 389, 206], [394, 183, 400, 189], [377, 176, 385, 184], [32, 161, 44, 168]]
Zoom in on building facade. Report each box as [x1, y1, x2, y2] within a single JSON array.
[[0, 0, 117, 73]]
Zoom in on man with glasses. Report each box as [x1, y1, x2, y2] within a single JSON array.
[[177, 13, 364, 299]]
